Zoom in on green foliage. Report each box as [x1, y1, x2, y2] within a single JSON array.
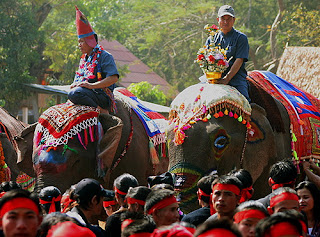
[[0, 0, 40, 112], [127, 81, 167, 105]]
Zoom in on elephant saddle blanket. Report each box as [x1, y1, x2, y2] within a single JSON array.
[[248, 70, 320, 163], [114, 88, 168, 160], [34, 101, 101, 148]]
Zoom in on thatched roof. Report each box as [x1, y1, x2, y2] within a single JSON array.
[[277, 47, 320, 99]]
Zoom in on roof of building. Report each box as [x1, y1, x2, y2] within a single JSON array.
[[25, 84, 170, 113], [277, 46, 320, 98], [100, 40, 171, 93]]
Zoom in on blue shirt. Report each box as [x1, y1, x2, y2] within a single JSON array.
[[206, 28, 249, 87], [92, 50, 119, 91]]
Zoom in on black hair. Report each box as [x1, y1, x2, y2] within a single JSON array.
[[197, 175, 216, 204], [211, 175, 243, 191], [269, 159, 297, 185], [296, 181, 320, 220], [194, 217, 242, 237], [103, 189, 116, 202], [39, 186, 62, 214], [144, 189, 175, 214], [234, 200, 269, 217], [0, 189, 42, 215], [114, 173, 139, 199], [147, 172, 176, 188], [228, 169, 253, 189], [255, 210, 303, 237], [125, 186, 151, 203], [121, 213, 156, 237], [61, 186, 76, 213], [0, 181, 21, 192], [38, 212, 81, 237]]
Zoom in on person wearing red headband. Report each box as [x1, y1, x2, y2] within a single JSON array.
[[181, 175, 216, 227], [206, 175, 242, 222], [267, 187, 300, 214], [144, 189, 180, 228], [0, 189, 43, 237], [103, 189, 118, 217], [255, 210, 304, 237], [105, 173, 139, 237], [257, 160, 297, 208], [125, 186, 151, 214], [39, 186, 62, 214], [60, 187, 77, 213], [68, 6, 119, 114], [233, 201, 269, 237], [120, 213, 156, 237], [194, 217, 241, 237], [47, 221, 95, 237], [228, 169, 254, 203]]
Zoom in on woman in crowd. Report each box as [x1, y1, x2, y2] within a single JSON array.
[[296, 181, 320, 237]]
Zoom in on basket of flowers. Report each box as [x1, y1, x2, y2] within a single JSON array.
[[195, 24, 229, 84]]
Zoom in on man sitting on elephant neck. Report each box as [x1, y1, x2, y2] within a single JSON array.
[[257, 159, 297, 208], [66, 178, 107, 237], [205, 175, 243, 222], [206, 5, 250, 102], [68, 6, 119, 114]]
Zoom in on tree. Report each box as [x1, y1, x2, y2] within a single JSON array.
[[127, 81, 167, 105], [0, 0, 41, 112]]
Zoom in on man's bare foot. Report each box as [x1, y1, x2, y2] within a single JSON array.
[[97, 106, 109, 114]]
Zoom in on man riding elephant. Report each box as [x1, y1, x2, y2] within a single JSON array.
[[68, 6, 119, 114]]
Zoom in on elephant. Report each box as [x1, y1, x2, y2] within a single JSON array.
[[167, 83, 292, 213], [16, 95, 169, 193], [0, 107, 35, 188]]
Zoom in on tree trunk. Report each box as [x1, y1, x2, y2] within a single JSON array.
[[270, 0, 285, 61]]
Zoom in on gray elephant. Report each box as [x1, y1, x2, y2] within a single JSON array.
[[167, 83, 292, 212], [0, 107, 35, 188], [16, 94, 169, 193]]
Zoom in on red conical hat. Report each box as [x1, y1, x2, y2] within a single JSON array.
[[75, 6, 97, 48]]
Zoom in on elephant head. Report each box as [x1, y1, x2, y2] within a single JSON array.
[[167, 84, 291, 212]]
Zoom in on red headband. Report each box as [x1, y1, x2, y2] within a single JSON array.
[[39, 195, 62, 213], [61, 195, 76, 213], [234, 209, 267, 223], [129, 233, 151, 237], [270, 178, 296, 190], [270, 192, 299, 208], [212, 183, 241, 196], [147, 195, 177, 215], [240, 186, 253, 203], [114, 187, 127, 196], [103, 200, 117, 208], [126, 197, 145, 206], [197, 188, 210, 197], [198, 228, 237, 237], [265, 222, 300, 237], [0, 197, 39, 217]]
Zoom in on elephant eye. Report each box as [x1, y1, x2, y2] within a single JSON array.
[[214, 135, 229, 149]]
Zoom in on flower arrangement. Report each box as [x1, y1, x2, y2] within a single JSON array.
[[195, 24, 229, 81]]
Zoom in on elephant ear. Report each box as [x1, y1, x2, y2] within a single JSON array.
[[98, 114, 123, 182], [14, 123, 37, 177]]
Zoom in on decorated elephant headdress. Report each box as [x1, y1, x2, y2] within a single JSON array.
[[169, 84, 252, 145]]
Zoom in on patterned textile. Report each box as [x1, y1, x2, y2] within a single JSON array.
[[248, 71, 320, 162], [34, 101, 101, 149], [114, 88, 168, 159], [169, 83, 251, 145], [16, 173, 36, 192]]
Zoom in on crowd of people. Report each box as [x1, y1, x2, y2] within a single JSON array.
[[0, 159, 319, 237]]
